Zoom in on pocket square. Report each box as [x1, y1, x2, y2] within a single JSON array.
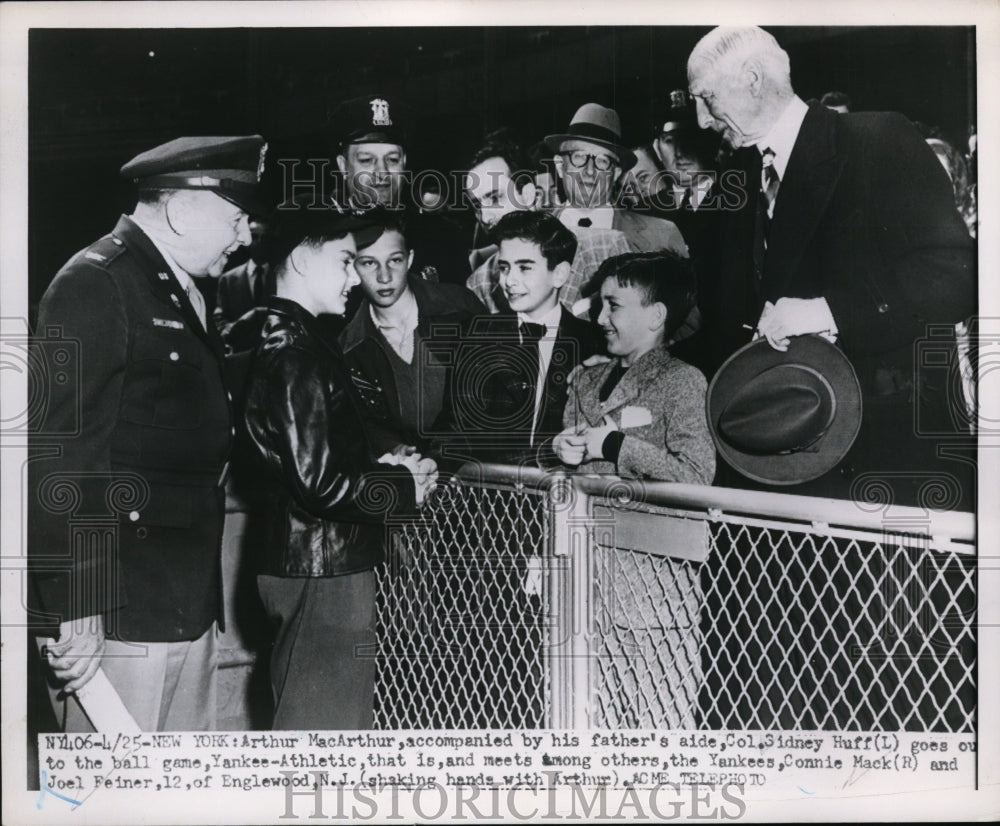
[[620, 405, 653, 429]]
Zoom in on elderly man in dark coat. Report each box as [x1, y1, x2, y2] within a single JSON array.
[[687, 26, 975, 734], [688, 26, 975, 509]]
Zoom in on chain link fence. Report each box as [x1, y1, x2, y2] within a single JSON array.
[[369, 467, 976, 732], [374, 474, 551, 729]]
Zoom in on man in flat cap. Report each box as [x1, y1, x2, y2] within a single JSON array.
[[30, 135, 265, 731], [332, 93, 471, 286]]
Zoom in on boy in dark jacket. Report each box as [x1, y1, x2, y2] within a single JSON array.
[[244, 203, 436, 729], [339, 209, 485, 456], [431, 210, 603, 472]]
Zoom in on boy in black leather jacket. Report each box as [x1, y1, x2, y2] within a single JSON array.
[[244, 202, 436, 729]]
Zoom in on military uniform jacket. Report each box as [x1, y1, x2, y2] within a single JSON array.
[[30, 216, 232, 642]]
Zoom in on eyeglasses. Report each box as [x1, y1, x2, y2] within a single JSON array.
[[354, 254, 408, 277], [560, 150, 617, 172]]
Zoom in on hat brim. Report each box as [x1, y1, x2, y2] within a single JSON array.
[[707, 335, 862, 485], [543, 134, 637, 172], [214, 186, 269, 217], [339, 129, 406, 150], [656, 120, 699, 136]]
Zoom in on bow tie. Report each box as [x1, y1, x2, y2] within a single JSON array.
[[519, 321, 546, 344]]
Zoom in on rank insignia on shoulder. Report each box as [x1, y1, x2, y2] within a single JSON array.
[[84, 251, 107, 262], [153, 317, 185, 330], [158, 272, 171, 281]]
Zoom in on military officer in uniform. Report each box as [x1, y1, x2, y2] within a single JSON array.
[[30, 135, 266, 731]]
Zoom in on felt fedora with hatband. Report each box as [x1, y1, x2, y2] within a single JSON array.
[[544, 103, 637, 171], [707, 335, 863, 485]]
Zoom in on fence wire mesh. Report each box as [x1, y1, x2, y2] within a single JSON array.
[[590, 512, 975, 732], [374, 481, 550, 729], [372, 474, 975, 732]]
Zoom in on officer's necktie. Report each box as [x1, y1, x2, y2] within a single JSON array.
[[186, 282, 207, 330]]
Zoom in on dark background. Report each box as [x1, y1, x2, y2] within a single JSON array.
[[29, 25, 975, 311]]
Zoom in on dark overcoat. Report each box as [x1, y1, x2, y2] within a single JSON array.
[[707, 103, 976, 507]]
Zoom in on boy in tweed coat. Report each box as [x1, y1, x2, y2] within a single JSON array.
[[553, 252, 714, 484], [553, 250, 714, 728]]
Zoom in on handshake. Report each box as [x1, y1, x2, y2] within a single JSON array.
[[377, 445, 439, 506]]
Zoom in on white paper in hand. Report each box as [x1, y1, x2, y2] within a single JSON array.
[[74, 667, 142, 733]]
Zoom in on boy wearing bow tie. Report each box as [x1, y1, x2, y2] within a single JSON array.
[[431, 210, 603, 470]]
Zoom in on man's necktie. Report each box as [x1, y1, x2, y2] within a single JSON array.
[[679, 188, 692, 212], [186, 282, 206, 330], [760, 147, 780, 217], [753, 147, 780, 287], [577, 217, 593, 228]]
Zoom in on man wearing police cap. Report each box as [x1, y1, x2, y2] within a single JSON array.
[[333, 92, 471, 286], [30, 135, 266, 731]]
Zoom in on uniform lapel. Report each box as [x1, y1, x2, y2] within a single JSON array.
[[113, 216, 221, 355], [762, 104, 847, 300]]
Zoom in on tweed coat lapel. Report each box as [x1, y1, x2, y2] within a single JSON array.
[[576, 349, 670, 427]]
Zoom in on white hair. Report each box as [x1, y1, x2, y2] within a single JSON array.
[[688, 26, 793, 93]]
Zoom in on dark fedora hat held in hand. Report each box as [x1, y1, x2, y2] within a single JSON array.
[[707, 335, 862, 485], [544, 103, 637, 171]]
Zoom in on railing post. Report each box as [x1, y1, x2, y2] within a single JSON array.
[[545, 474, 595, 729]]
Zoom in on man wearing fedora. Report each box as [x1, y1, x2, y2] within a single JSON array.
[[688, 26, 976, 509], [543, 103, 688, 302], [462, 130, 632, 316], [332, 92, 471, 286], [29, 135, 266, 731]]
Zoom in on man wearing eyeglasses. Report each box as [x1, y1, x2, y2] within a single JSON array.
[[544, 103, 688, 275], [339, 209, 486, 456]]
